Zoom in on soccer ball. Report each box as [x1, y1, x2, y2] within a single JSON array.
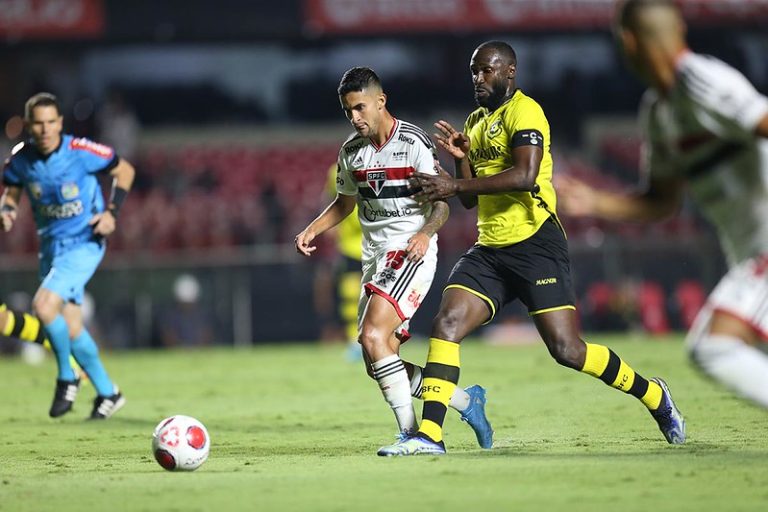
[[152, 415, 210, 471]]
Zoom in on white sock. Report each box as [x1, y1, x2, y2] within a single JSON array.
[[409, 364, 471, 412], [691, 334, 768, 408], [372, 355, 417, 434]]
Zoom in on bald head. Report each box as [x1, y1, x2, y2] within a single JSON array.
[[617, 0, 685, 38], [615, 0, 688, 91], [475, 41, 517, 66]]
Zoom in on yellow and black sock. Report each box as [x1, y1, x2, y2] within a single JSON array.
[[418, 338, 460, 444], [1, 307, 48, 346], [1, 306, 84, 378], [581, 342, 662, 410]]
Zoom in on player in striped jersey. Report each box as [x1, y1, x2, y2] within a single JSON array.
[[558, 0, 768, 409], [295, 67, 493, 453], [379, 40, 684, 456]]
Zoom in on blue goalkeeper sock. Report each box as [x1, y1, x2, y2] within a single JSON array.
[[71, 328, 115, 397], [44, 315, 76, 381]]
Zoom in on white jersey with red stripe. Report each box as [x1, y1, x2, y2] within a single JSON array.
[[336, 118, 439, 260], [640, 51, 768, 267]]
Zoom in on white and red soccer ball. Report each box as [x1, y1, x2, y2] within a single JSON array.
[[152, 415, 210, 471]]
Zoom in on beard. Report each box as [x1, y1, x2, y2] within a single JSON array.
[[475, 83, 508, 110]]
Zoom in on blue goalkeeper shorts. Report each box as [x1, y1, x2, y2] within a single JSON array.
[[39, 236, 106, 305]]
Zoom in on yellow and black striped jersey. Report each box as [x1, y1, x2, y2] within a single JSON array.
[[326, 163, 363, 261], [464, 89, 559, 247]]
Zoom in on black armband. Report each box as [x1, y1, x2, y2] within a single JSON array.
[[511, 129, 544, 149], [108, 187, 129, 218]]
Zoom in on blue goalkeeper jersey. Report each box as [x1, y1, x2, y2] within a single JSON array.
[[3, 135, 119, 241]]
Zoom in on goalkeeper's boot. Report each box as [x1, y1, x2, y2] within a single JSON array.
[[459, 385, 493, 449], [649, 378, 686, 444], [377, 435, 446, 457], [50, 378, 80, 418], [89, 390, 126, 420]]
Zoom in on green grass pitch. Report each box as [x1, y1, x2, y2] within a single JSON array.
[[1, 335, 766, 512]]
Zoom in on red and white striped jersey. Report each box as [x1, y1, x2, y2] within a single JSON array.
[[336, 118, 439, 257], [640, 51, 768, 266]]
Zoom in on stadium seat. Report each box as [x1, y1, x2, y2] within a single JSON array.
[[638, 281, 670, 335]]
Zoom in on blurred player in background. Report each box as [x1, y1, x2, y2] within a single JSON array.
[[324, 162, 365, 361], [0, 298, 85, 376], [379, 40, 684, 456], [557, 0, 768, 409], [1, 92, 135, 419], [295, 67, 493, 453]]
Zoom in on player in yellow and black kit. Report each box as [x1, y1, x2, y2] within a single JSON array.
[[0, 299, 84, 377], [325, 163, 364, 360], [378, 40, 684, 456]]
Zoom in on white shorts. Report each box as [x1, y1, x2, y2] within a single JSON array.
[[358, 239, 438, 341], [687, 255, 768, 348]]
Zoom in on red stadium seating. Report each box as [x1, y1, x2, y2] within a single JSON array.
[[0, 144, 705, 256]]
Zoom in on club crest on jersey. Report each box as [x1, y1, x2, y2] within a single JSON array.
[[488, 119, 502, 138], [28, 182, 42, 199], [61, 183, 79, 200], [366, 170, 387, 196]]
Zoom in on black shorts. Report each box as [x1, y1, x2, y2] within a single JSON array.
[[445, 217, 576, 322]]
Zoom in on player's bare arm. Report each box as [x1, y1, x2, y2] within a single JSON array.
[[90, 158, 136, 237], [0, 185, 22, 232], [556, 174, 684, 222], [406, 200, 448, 262], [295, 193, 356, 256], [433, 120, 477, 209], [412, 144, 542, 203]]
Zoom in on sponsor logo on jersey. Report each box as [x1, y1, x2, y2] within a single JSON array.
[[535, 277, 557, 286], [376, 267, 397, 286], [407, 289, 421, 309], [391, 151, 407, 162], [70, 138, 114, 158], [61, 183, 79, 200], [398, 134, 414, 145], [345, 141, 365, 155], [488, 119, 502, 138], [362, 205, 414, 222], [469, 145, 503, 162], [28, 182, 42, 199], [352, 156, 364, 168], [366, 170, 387, 196], [37, 200, 83, 219]]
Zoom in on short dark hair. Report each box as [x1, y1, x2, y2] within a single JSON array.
[[24, 92, 61, 120], [617, 0, 678, 29], [337, 67, 383, 96], [476, 41, 517, 66]]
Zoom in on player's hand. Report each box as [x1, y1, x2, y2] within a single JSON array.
[[406, 232, 430, 262], [434, 120, 470, 159], [295, 229, 317, 256], [1, 207, 17, 232], [410, 169, 458, 204], [89, 210, 117, 236], [553, 174, 597, 217]]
